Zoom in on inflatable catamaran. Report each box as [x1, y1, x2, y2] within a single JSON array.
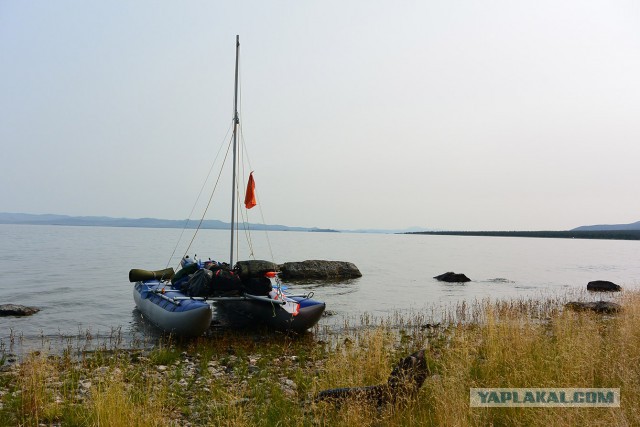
[[129, 36, 325, 336]]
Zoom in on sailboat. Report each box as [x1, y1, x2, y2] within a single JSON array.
[[129, 36, 326, 337]]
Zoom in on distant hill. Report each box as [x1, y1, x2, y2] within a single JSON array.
[[0, 212, 329, 233], [572, 221, 640, 231], [0, 212, 425, 234]]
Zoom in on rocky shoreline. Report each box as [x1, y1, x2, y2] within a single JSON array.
[[1, 289, 638, 426]]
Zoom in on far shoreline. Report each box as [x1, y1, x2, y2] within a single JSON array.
[[407, 230, 640, 241]]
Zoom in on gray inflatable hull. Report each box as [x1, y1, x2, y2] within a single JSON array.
[[216, 297, 325, 333], [133, 282, 212, 337]]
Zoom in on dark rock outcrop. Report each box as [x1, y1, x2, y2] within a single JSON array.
[[587, 280, 622, 292], [316, 349, 428, 404], [279, 260, 362, 280], [434, 272, 471, 283], [0, 304, 40, 317], [565, 301, 622, 314]]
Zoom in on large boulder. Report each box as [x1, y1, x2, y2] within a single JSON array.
[[0, 304, 40, 317], [279, 260, 362, 280], [565, 301, 622, 314], [235, 260, 278, 279], [587, 280, 622, 292], [434, 272, 471, 283]]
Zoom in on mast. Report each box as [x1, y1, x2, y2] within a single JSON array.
[[230, 35, 240, 266]]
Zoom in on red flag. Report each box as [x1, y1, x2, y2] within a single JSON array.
[[244, 172, 257, 209]]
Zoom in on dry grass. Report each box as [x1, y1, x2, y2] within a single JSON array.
[[423, 292, 640, 426], [2, 290, 640, 426], [91, 366, 170, 427], [16, 352, 61, 425]]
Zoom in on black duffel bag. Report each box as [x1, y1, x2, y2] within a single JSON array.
[[208, 265, 243, 293], [184, 269, 213, 297]]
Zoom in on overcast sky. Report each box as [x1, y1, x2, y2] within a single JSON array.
[[1, 1, 639, 231]]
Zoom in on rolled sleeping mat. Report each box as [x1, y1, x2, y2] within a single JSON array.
[[171, 262, 199, 284], [129, 267, 175, 282]]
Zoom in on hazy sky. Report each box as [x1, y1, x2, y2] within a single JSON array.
[[2, 1, 639, 231]]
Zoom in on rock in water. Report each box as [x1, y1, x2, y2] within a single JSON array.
[[279, 260, 362, 280], [565, 301, 622, 314], [0, 304, 40, 317], [434, 272, 471, 283], [316, 349, 428, 405], [587, 280, 622, 292]]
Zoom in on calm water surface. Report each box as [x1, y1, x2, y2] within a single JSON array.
[[1, 224, 638, 353]]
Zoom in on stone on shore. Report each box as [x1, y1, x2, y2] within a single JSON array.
[[434, 272, 471, 283], [278, 260, 362, 280], [587, 280, 622, 292], [0, 304, 40, 317], [565, 301, 622, 314]]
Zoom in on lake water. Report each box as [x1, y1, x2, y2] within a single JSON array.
[[1, 224, 639, 354]]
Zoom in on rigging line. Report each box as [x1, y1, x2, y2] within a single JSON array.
[[235, 63, 257, 261], [254, 184, 275, 263], [182, 130, 235, 262], [233, 152, 256, 262], [234, 169, 247, 261], [234, 57, 272, 266], [231, 134, 243, 263], [166, 122, 234, 269], [238, 125, 256, 259], [239, 129, 275, 264], [236, 53, 276, 287]]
